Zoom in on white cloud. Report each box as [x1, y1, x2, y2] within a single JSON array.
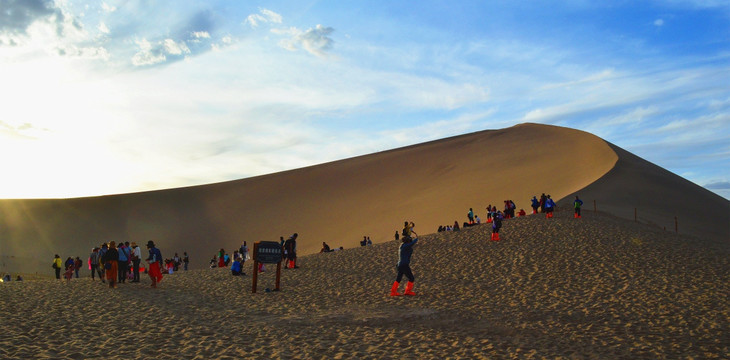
[[245, 8, 283, 28], [191, 31, 210, 39], [131, 38, 166, 66], [163, 39, 190, 55], [654, 19, 665, 27], [98, 22, 109, 34], [275, 24, 335, 57], [101, 3, 117, 13]]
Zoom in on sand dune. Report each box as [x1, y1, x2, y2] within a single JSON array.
[[1, 210, 727, 358], [0, 123, 727, 276]]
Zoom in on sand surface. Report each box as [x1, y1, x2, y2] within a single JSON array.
[[1, 210, 727, 359]]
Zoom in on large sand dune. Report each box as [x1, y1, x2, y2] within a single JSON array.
[[1, 123, 727, 274]]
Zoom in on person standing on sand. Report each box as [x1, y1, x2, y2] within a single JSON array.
[[90, 248, 102, 281], [285, 233, 298, 269], [117, 242, 130, 284], [540, 193, 547, 213], [491, 211, 503, 241], [217, 249, 225, 268], [545, 195, 556, 218], [531, 196, 539, 214], [146, 240, 163, 288], [573, 196, 584, 218], [390, 222, 418, 296], [53, 254, 63, 280], [183, 252, 189, 271], [468, 208, 475, 224], [131, 242, 142, 283], [74, 257, 82, 278], [101, 241, 119, 288]]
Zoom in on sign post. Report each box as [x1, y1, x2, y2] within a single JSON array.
[[252, 241, 283, 293]]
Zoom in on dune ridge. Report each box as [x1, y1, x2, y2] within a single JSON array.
[[1, 209, 727, 358]]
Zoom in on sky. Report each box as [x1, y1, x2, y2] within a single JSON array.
[[1, 0, 729, 200]]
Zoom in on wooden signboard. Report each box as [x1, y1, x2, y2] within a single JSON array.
[[252, 241, 282, 293]]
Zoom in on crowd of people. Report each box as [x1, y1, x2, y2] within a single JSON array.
[[209, 233, 301, 276], [433, 194, 583, 239], [44, 193, 585, 294], [52, 240, 171, 288]]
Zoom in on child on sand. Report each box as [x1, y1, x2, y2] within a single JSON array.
[[63, 263, 74, 283], [390, 222, 419, 296]]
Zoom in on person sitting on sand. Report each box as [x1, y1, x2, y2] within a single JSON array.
[[2, 274, 10, 282], [146, 240, 163, 288], [453, 221, 460, 231], [390, 222, 419, 296], [231, 257, 243, 276], [15, 275, 22, 281], [321, 242, 331, 253], [518, 209, 526, 217], [475, 215, 481, 224]]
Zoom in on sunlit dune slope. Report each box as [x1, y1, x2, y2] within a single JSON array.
[[4, 122, 724, 274]]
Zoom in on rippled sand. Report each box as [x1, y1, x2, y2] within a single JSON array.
[[1, 210, 727, 359]]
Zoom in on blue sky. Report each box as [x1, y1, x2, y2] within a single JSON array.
[[1, 0, 728, 199]]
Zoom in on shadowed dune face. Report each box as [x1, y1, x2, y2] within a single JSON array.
[[561, 143, 730, 245], [0, 122, 663, 274]]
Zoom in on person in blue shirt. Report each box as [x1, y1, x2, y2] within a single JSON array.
[[390, 222, 419, 296], [491, 211, 504, 241], [531, 196, 540, 214], [545, 195, 556, 218], [231, 257, 243, 276], [573, 196, 584, 218]]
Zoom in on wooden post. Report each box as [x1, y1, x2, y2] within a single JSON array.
[[634, 208, 637, 222], [275, 261, 281, 291], [675, 216, 678, 233], [593, 200, 596, 213], [252, 242, 259, 293]]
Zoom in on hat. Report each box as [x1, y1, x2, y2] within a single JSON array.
[[146, 240, 155, 248]]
